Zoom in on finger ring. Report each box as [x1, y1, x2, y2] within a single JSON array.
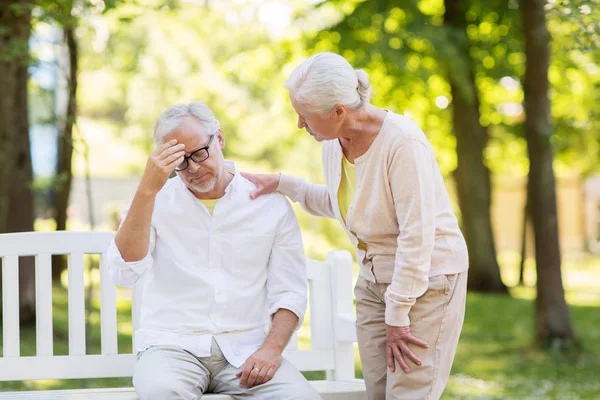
[[253, 367, 260, 372]]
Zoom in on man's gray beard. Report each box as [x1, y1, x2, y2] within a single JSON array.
[[189, 174, 219, 193]]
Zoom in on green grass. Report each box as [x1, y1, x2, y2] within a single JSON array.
[[444, 294, 600, 399], [443, 254, 600, 399], [1, 256, 599, 398]]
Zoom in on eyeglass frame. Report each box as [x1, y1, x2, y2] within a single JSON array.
[[174, 131, 218, 172]]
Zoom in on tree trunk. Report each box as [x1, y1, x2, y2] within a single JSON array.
[[523, 0, 576, 346], [0, 0, 36, 323], [52, 25, 78, 282], [444, 0, 507, 292], [519, 176, 531, 286], [518, 206, 527, 286]]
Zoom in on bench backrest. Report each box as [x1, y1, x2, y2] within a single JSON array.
[[0, 231, 356, 383]]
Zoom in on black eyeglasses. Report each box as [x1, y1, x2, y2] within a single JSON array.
[[175, 133, 216, 172]]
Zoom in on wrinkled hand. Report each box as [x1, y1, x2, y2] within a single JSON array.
[[139, 139, 186, 195], [386, 325, 429, 373], [240, 172, 280, 199], [235, 345, 282, 389]]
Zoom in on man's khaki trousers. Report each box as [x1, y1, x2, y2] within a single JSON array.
[[133, 338, 322, 399], [355, 271, 467, 400]]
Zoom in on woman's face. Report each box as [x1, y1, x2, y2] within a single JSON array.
[[291, 99, 343, 142]]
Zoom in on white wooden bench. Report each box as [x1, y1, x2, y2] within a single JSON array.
[[0, 231, 366, 399]]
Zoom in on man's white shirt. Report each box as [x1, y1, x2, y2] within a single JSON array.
[[106, 161, 307, 368]]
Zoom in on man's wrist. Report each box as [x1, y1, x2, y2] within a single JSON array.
[[261, 340, 285, 355], [136, 184, 159, 199]]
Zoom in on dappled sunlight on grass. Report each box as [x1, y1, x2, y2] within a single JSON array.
[[445, 374, 504, 399]]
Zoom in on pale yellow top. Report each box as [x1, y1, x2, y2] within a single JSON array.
[[338, 155, 355, 224], [199, 198, 219, 215], [338, 155, 367, 251]]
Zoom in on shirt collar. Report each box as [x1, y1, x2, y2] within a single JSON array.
[[222, 160, 239, 198]]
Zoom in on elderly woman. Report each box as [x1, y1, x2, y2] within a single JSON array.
[[243, 52, 468, 400]]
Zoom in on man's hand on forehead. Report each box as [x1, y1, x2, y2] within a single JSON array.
[[139, 139, 186, 196]]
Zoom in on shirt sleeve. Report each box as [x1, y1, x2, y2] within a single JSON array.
[[384, 139, 436, 327], [266, 199, 308, 330], [106, 205, 157, 288], [277, 174, 335, 219]]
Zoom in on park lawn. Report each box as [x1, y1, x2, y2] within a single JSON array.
[[444, 292, 600, 399], [444, 255, 600, 399], [1, 258, 599, 398]]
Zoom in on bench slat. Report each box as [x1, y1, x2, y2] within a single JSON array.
[[2, 255, 20, 357], [68, 253, 86, 356], [0, 349, 334, 381], [100, 253, 118, 355], [0, 389, 139, 400], [0, 231, 114, 257], [0, 354, 135, 381], [309, 266, 334, 351], [35, 253, 54, 357], [306, 259, 326, 281], [131, 278, 144, 351], [327, 251, 356, 381], [283, 349, 335, 371], [287, 331, 299, 350], [0, 380, 366, 399]]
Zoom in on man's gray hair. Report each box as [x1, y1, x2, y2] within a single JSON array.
[[153, 102, 220, 144]]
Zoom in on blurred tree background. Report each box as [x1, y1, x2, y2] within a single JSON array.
[[1, 0, 600, 397]]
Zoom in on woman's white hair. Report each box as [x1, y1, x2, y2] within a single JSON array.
[[153, 102, 220, 144], [284, 52, 372, 115]]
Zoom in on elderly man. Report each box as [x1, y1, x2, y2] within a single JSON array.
[[106, 102, 321, 400]]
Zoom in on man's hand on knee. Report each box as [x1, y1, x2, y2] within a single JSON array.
[[236, 345, 282, 389]]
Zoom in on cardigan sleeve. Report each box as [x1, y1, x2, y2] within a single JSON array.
[[277, 174, 336, 219], [384, 139, 436, 327]]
